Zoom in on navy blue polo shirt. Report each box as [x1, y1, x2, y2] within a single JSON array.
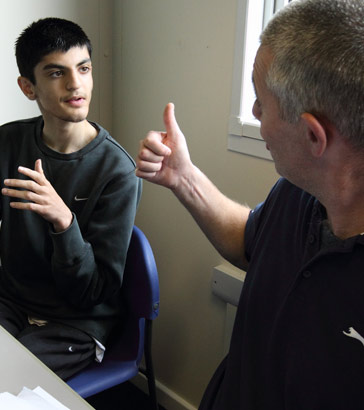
[[200, 178, 364, 410]]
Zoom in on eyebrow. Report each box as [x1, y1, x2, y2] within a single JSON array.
[[251, 71, 258, 98], [42, 58, 92, 71]]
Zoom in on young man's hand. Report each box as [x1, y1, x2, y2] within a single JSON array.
[[2, 159, 73, 232]]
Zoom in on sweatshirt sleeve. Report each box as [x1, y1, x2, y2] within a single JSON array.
[[49, 171, 142, 309]]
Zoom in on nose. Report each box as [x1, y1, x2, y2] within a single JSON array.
[[66, 70, 81, 90], [252, 99, 261, 121]]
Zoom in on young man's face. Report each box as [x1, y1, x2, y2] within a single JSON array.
[[30, 45, 93, 124]]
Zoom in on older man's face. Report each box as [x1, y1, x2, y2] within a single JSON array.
[[252, 46, 308, 185]]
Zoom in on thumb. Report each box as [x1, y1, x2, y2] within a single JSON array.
[[163, 102, 182, 137]]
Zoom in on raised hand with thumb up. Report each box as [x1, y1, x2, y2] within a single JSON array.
[[136, 103, 194, 191], [136, 102, 250, 268]]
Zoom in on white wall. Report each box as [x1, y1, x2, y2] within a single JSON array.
[[0, 0, 112, 129], [113, 0, 278, 408]]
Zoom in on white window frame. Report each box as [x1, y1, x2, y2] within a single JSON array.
[[228, 0, 292, 161]]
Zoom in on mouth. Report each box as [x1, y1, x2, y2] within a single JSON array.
[[64, 96, 86, 107]]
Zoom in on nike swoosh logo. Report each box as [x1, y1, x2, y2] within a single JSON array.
[[343, 327, 364, 347], [74, 195, 88, 202]]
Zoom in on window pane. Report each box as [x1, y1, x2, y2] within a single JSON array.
[[228, 0, 297, 160], [264, 0, 294, 28]]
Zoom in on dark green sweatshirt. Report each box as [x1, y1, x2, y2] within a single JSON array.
[[0, 116, 142, 344]]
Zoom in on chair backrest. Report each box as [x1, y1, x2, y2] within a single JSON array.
[[122, 225, 160, 320]]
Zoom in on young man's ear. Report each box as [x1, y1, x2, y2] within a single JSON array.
[[17, 76, 37, 101], [300, 112, 328, 158]]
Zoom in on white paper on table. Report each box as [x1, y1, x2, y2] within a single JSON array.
[[0, 386, 70, 410], [32, 386, 70, 410], [0, 391, 36, 410]]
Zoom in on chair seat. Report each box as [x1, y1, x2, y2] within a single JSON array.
[[67, 318, 145, 398], [67, 359, 139, 398]]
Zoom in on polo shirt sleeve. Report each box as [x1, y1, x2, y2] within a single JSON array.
[[244, 178, 285, 262]]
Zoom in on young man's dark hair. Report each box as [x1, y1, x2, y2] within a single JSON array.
[[15, 17, 92, 84]]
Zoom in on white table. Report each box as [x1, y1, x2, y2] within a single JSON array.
[[0, 325, 94, 409]]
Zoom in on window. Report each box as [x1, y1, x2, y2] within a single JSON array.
[[228, 0, 294, 160]]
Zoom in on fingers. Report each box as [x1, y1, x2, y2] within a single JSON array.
[[2, 159, 46, 200], [143, 131, 172, 157], [3, 178, 39, 191], [135, 168, 159, 180], [3, 163, 44, 192], [136, 131, 171, 174], [2, 181, 45, 209], [34, 158, 44, 175], [6, 198, 42, 211], [136, 159, 162, 176], [137, 103, 182, 170], [2, 185, 36, 201], [3, 163, 45, 189], [17, 162, 45, 184], [139, 131, 171, 162], [1, 159, 72, 231], [136, 103, 190, 187]]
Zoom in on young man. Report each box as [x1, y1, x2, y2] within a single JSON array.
[[0, 18, 141, 380], [137, 0, 364, 408]]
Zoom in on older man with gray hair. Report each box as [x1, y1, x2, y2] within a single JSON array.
[[137, 0, 364, 408]]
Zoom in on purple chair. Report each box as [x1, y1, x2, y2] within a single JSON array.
[[67, 226, 160, 410]]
